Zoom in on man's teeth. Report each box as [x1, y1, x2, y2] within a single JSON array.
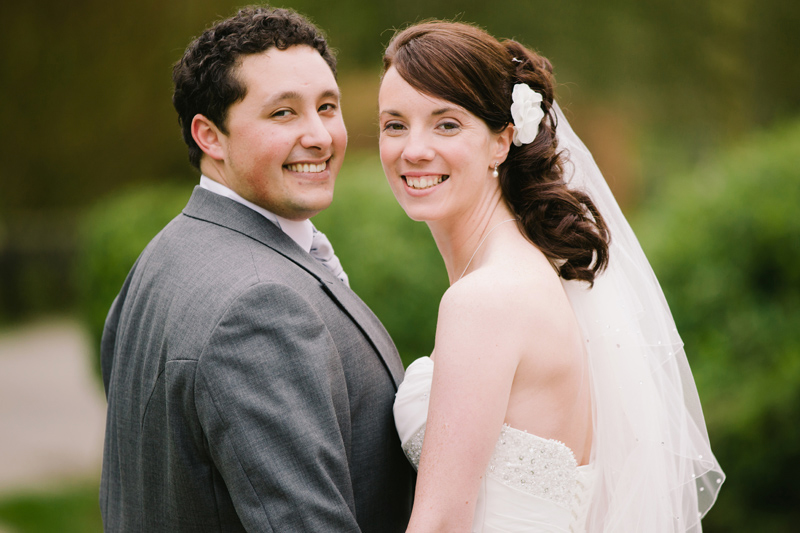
[[405, 175, 445, 190], [287, 162, 326, 173]]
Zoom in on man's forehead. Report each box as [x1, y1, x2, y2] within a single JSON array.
[[236, 46, 338, 98], [238, 46, 332, 76]]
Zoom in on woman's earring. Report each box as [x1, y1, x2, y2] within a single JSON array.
[[492, 162, 499, 178]]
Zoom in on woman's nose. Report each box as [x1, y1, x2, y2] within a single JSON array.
[[401, 131, 435, 163]]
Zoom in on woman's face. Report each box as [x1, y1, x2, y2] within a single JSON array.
[[378, 67, 510, 223]]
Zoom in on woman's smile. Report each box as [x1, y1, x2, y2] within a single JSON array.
[[403, 174, 449, 190]]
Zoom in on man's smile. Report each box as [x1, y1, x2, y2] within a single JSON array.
[[286, 161, 327, 173]]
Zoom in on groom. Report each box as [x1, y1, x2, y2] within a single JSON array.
[[99, 6, 414, 531]]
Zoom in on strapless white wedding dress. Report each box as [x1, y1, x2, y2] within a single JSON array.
[[394, 357, 594, 533]]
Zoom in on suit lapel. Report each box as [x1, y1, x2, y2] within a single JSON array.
[[182, 187, 404, 389], [317, 278, 405, 389]]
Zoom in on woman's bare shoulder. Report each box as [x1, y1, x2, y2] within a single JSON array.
[[440, 267, 572, 364], [448, 253, 567, 316]]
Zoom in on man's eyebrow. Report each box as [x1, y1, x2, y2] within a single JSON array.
[[262, 89, 341, 109], [320, 89, 340, 100], [264, 91, 302, 106]]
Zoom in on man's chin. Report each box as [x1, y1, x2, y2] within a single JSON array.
[[280, 199, 335, 221]]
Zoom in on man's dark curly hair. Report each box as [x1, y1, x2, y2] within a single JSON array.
[[172, 5, 337, 169]]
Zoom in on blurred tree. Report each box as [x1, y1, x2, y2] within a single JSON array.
[[635, 117, 800, 531], [2, 0, 798, 213]]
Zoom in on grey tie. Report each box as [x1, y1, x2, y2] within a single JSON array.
[[310, 225, 349, 287]]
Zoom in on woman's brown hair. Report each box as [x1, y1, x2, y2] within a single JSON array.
[[383, 21, 609, 284]]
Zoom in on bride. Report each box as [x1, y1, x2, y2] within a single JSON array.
[[381, 21, 724, 532]]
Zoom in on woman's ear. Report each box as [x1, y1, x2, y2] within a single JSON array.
[[493, 124, 514, 164], [191, 114, 226, 161]]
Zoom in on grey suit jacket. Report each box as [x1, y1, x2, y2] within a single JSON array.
[[100, 187, 414, 532]]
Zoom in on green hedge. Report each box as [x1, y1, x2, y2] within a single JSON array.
[[76, 184, 192, 377], [77, 156, 447, 377], [634, 119, 800, 531]]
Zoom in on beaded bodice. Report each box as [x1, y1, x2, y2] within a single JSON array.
[[394, 356, 593, 533], [403, 423, 581, 506]]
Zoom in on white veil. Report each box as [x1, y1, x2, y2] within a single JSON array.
[[554, 103, 725, 531]]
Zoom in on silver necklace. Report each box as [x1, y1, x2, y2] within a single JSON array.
[[458, 218, 517, 280]]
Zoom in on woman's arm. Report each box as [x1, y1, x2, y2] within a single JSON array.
[[406, 274, 535, 532]]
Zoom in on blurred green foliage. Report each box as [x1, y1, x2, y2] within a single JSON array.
[[76, 184, 191, 376], [77, 156, 447, 373], [0, 481, 103, 533], [635, 118, 800, 531]]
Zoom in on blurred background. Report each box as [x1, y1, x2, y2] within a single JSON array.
[[0, 0, 798, 530]]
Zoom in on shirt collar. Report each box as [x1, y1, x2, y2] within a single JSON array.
[[199, 175, 314, 253]]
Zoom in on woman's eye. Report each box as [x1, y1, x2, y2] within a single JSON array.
[[438, 121, 460, 132], [272, 109, 292, 118], [383, 122, 405, 132], [319, 103, 337, 112]]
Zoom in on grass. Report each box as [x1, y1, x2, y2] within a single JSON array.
[[0, 481, 102, 533]]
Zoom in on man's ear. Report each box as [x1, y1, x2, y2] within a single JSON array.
[[191, 114, 226, 161]]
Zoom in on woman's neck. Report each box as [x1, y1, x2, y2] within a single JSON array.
[[427, 196, 517, 285]]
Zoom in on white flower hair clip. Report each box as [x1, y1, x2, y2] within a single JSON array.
[[510, 83, 544, 146]]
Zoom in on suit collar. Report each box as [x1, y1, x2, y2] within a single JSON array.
[[182, 187, 404, 389], [198, 176, 314, 253], [183, 186, 322, 277]]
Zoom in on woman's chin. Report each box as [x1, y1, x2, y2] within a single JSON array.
[[398, 204, 444, 223], [389, 186, 450, 223]]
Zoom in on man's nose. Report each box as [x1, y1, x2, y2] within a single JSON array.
[[300, 113, 334, 150]]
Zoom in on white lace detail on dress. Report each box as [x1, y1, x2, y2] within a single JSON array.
[[401, 423, 580, 508], [489, 425, 578, 507], [401, 424, 426, 468]]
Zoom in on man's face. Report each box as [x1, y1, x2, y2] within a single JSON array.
[[212, 45, 347, 220]]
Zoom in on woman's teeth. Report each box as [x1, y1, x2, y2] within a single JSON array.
[[286, 162, 325, 173], [405, 175, 445, 190]]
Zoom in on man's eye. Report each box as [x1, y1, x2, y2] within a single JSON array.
[[319, 103, 337, 112]]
